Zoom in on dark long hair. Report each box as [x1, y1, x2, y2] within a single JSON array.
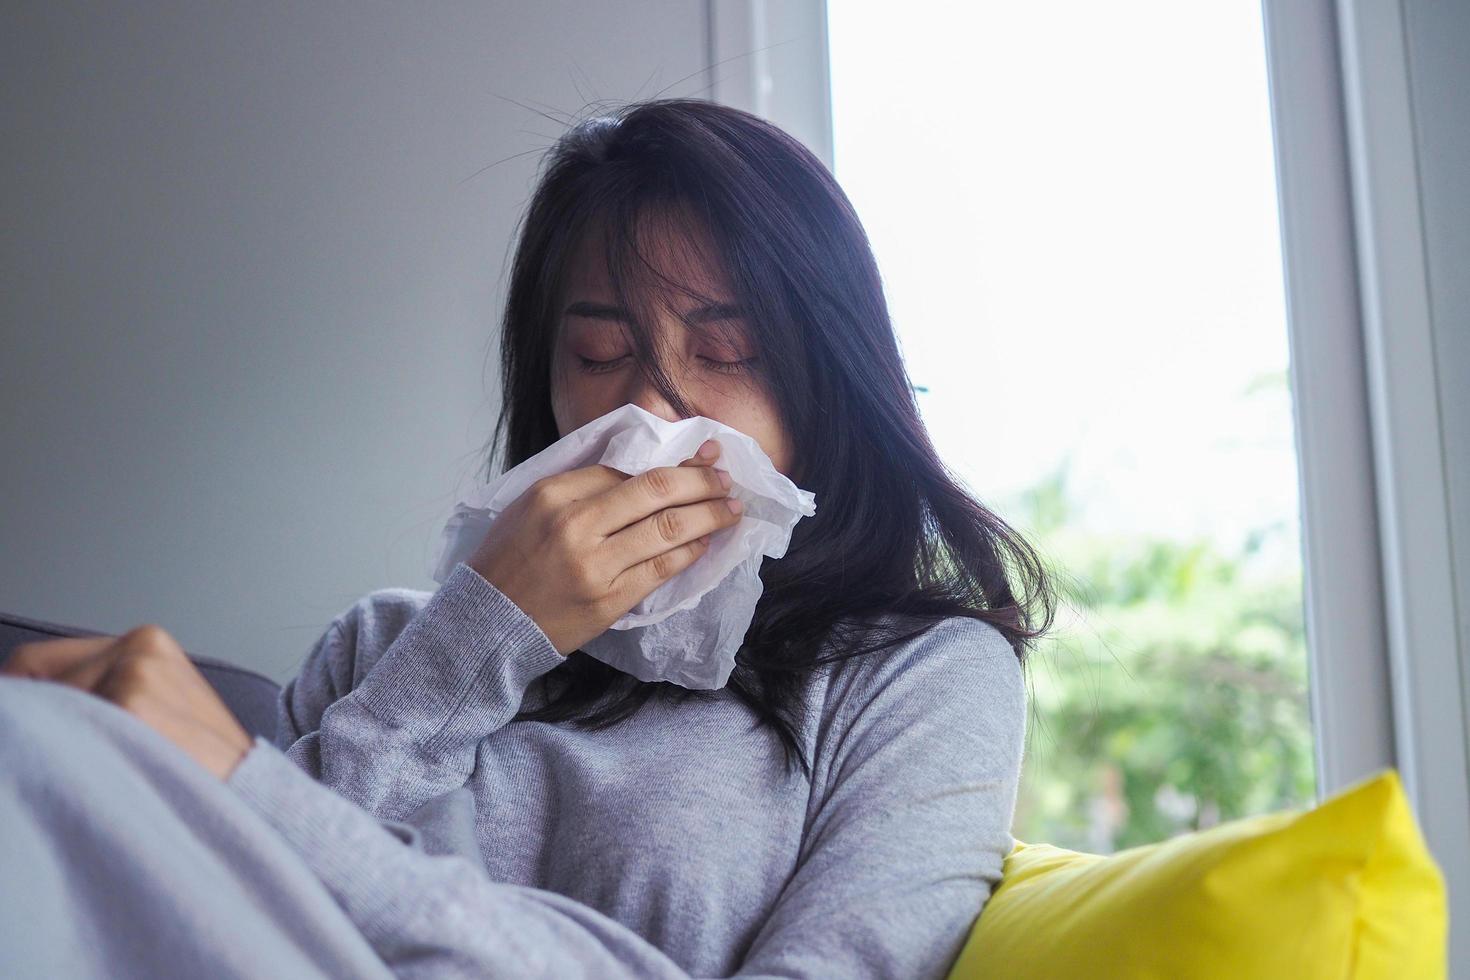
[[486, 98, 1057, 778]]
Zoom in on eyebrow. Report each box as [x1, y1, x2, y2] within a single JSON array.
[[563, 300, 746, 326]]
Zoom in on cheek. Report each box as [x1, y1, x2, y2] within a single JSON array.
[[550, 358, 631, 437], [549, 359, 592, 436], [702, 393, 792, 475], [550, 376, 594, 436], [761, 423, 795, 478]]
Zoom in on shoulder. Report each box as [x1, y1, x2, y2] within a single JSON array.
[[925, 615, 1027, 722], [288, 582, 437, 699], [911, 614, 1020, 667], [826, 613, 1022, 698], [327, 584, 437, 689], [803, 613, 1030, 817], [817, 613, 1027, 744]]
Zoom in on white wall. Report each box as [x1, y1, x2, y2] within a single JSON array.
[[0, 1, 709, 682]]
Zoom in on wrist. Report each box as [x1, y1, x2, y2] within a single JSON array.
[[464, 563, 569, 656], [204, 725, 256, 782]]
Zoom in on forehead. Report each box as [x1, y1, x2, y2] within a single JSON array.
[[561, 205, 734, 302]]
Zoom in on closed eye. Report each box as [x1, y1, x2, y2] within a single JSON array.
[[698, 355, 758, 375], [576, 354, 758, 376], [575, 354, 630, 375]]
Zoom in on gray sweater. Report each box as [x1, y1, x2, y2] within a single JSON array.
[[224, 559, 1027, 978]]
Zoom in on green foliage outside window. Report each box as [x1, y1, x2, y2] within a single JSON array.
[[1002, 460, 1316, 853]]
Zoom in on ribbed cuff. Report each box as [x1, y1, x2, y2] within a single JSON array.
[[348, 561, 566, 759]]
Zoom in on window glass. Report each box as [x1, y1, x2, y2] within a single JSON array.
[[828, 0, 1314, 851]]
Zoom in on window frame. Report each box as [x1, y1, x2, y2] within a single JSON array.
[[1285, 0, 1468, 971]]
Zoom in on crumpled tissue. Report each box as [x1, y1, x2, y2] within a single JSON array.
[[429, 403, 817, 690]]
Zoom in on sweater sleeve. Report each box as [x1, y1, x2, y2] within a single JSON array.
[[737, 616, 1028, 977], [273, 560, 567, 822], [224, 613, 1027, 979]]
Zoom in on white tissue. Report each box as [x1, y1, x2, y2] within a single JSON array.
[[429, 403, 817, 690]]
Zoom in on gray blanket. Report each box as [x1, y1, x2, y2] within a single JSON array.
[[0, 676, 392, 979]]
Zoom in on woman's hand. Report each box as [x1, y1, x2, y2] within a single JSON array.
[[1, 625, 254, 781], [468, 437, 745, 656]]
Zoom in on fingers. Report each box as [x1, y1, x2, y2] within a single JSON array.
[[587, 444, 733, 536], [602, 488, 744, 585], [1, 626, 188, 697], [58, 645, 125, 693], [678, 439, 722, 468], [532, 438, 724, 514], [519, 439, 725, 523], [5, 634, 129, 696], [607, 512, 733, 607], [531, 461, 631, 503], [2, 635, 116, 680]]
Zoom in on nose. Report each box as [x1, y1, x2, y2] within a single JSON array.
[[623, 367, 685, 423]]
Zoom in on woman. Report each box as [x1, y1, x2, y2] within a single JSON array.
[[0, 98, 1055, 978]]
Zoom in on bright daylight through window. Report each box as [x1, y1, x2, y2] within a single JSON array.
[[828, 0, 1313, 851]]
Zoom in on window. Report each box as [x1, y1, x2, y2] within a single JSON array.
[[827, 1, 1313, 851]]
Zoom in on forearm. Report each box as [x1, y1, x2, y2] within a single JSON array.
[[279, 561, 565, 821]]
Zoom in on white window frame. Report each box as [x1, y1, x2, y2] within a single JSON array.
[[1299, 0, 1469, 970], [717, 1, 1469, 971], [1259, 0, 1399, 795], [706, 0, 833, 171], [1265, 0, 1469, 969]]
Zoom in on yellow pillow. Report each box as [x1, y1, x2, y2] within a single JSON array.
[[949, 769, 1446, 979]]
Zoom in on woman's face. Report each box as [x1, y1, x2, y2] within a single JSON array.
[[549, 218, 795, 478]]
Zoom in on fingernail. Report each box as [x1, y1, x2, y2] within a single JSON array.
[[698, 439, 719, 459], [726, 498, 744, 515], [718, 469, 732, 490]]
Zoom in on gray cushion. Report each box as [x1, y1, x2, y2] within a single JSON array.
[[0, 611, 281, 742]]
